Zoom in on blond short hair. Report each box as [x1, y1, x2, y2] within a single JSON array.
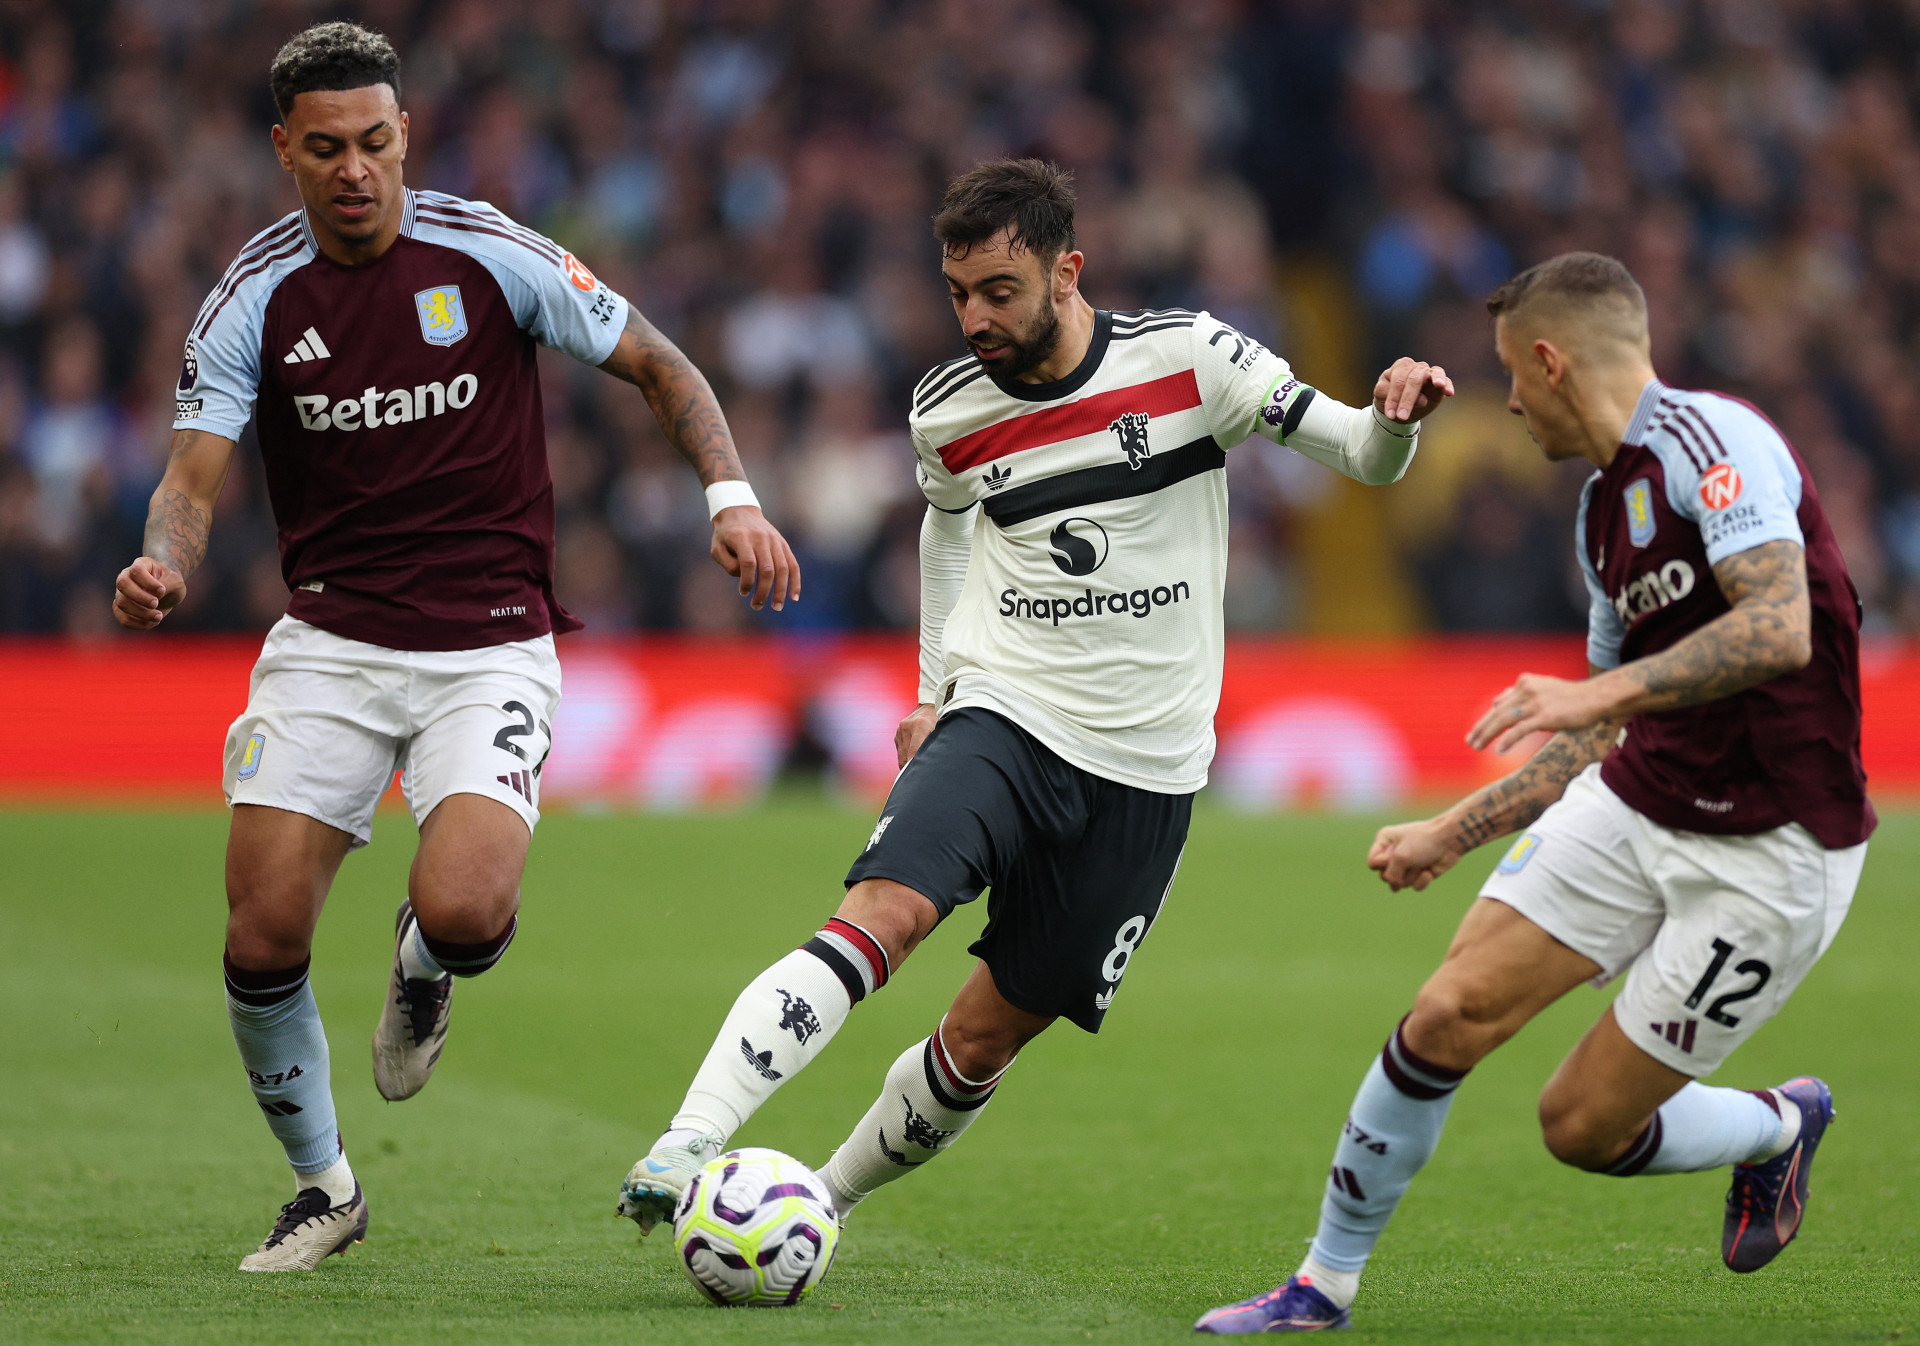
[[1486, 252, 1649, 356]]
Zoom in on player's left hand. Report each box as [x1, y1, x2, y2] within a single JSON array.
[[711, 505, 802, 612], [1373, 358, 1455, 424], [1468, 672, 1616, 754]]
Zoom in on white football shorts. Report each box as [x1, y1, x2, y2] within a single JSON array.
[[1480, 763, 1864, 1077], [223, 616, 562, 847]]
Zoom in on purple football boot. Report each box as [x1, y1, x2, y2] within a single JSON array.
[[1195, 1276, 1350, 1333], [1723, 1076, 1834, 1273]]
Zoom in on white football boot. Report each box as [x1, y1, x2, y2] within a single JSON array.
[[238, 1182, 368, 1271], [372, 900, 452, 1102], [616, 1132, 723, 1235]]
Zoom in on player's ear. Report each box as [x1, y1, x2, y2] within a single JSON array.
[[398, 110, 408, 161], [1054, 249, 1084, 302], [270, 121, 293, 173]]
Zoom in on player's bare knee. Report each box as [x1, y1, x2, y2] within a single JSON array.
[[938, 1015, 1019, 1081], [836, 879, 940, 969], [409, 874, 519, 944], [1537, 1096, 1621, 1171]]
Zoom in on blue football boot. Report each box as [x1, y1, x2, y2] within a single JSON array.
[[1195, 1277, 1350, 1333], [1723, 1076, 1833, 1273]]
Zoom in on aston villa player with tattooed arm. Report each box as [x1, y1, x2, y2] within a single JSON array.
[[1198, 253, 1874, 1334], [612, 158, 1455, 1236], [109, 24, 800, 1272]]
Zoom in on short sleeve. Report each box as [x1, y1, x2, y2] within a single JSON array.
[[1658, 399, 1804, 567], [1575, 474, 1625, 669], [1188, 311, 1313, 450], [911, 423, 974, 513], [174, 301, 264, 440], [415, 197, 629, 366], [492, 243, 628, 366]]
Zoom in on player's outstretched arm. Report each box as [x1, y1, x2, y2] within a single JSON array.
[[1369, 667, 1623, 892], [1464, 539, 1810, 755], [112, 428, 237, 630], [598, 306, 800, 611]]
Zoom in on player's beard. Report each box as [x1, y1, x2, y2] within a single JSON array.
[[977, 299, 1061, 381]]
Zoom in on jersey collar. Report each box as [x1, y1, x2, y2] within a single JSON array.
[[1621, 376, 1667, 446], [991, 308, 1112, 403]]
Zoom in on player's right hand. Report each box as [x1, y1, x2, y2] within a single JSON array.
[[895, 703, 938, 768], [1368, 818, 1462, 892], [112, 557, 185, 630]]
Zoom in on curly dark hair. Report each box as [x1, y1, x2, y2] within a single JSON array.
[[933, 158, 1076, 263], [269, 21, 402, 121]]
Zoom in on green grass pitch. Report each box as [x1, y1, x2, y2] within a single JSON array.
[[2, 799, 1915, 1344]]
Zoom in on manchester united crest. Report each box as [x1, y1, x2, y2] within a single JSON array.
[[414, 285, 469, 347]]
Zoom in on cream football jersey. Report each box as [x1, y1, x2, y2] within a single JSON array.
[[912, 307, 1415, 793]]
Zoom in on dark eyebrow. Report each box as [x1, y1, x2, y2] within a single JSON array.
[[947, 271, 1023, 289], [302, 120, 392, 145]]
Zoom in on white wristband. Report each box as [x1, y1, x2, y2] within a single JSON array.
[[705, 481, 760, 518]]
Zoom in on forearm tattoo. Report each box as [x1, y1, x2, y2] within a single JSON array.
[[604, 307, 746, 488], [1618, 539, 1811, 713], [1449, 719, 1621, 854], [146, 487, 211, 579]]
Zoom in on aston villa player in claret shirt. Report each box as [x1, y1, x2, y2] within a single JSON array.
[[109, 22, 800, 1272], [1199, 254, 1874, 1335]]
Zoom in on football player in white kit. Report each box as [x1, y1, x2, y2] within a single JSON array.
[[611, 158, 1455, 1234]]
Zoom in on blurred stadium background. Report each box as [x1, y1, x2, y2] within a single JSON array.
[[6, 0, 1920, 809]]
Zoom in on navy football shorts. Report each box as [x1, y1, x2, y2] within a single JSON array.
[[844, 707, 1192, 1032]]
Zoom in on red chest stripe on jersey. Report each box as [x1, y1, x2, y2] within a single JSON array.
[[937, 369, 1201, 473]]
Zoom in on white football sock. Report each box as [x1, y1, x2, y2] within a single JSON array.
[[1293, 1254, 1361, 1311], [824, 1019, 1008, 1218], [302, 1153, 356, 1206], [1305, 1018, 1467, 1303], [399, 922, 444, 981], [668, 944, 861, 1142], [1619, 1083, 1793, 1175]]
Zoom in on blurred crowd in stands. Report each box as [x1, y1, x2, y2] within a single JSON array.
[[3, 0, 1920, 639]]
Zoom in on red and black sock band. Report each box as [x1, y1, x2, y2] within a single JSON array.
[[801, 917, 890, 1004]]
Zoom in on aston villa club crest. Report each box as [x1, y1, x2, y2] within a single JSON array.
[[1624, 478, 1656, 547], [414, 286, 469, 346]]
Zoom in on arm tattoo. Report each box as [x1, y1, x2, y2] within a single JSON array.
[[1447, 718, 1621, 853], [143, 429, 229, 579], [146, 488, 211, 579], [1615, 539, 1811, 713], [601, 307, 746, 488]]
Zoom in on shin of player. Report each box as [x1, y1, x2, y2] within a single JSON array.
[[1199, 252, 1871, 1335]]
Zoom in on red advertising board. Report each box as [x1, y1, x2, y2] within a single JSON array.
[[7, 636, 1919, 809]]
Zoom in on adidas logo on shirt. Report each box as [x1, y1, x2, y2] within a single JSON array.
[[282, 327, 332, 364]]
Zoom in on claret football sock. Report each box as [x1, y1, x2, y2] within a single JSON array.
[[224, 954, 344, 1175], [1303, 1017, 1469, 1302], [1606, 1082, 1795, 1175], [418, 914, 517, 978], [669, 920, 886, 1140], [824, 1018, 1009, 1218]]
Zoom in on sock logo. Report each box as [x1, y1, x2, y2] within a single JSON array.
[[1328, 1165, 1368, 1201], [257, 1100, 306, 1116], [1341, 1116, 1389, 1155], [776, 990, 822, 1045], [876, 1126, 925, 1168], [900, 1096, 956, 1151], [740, 1037, 782, 1081]]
